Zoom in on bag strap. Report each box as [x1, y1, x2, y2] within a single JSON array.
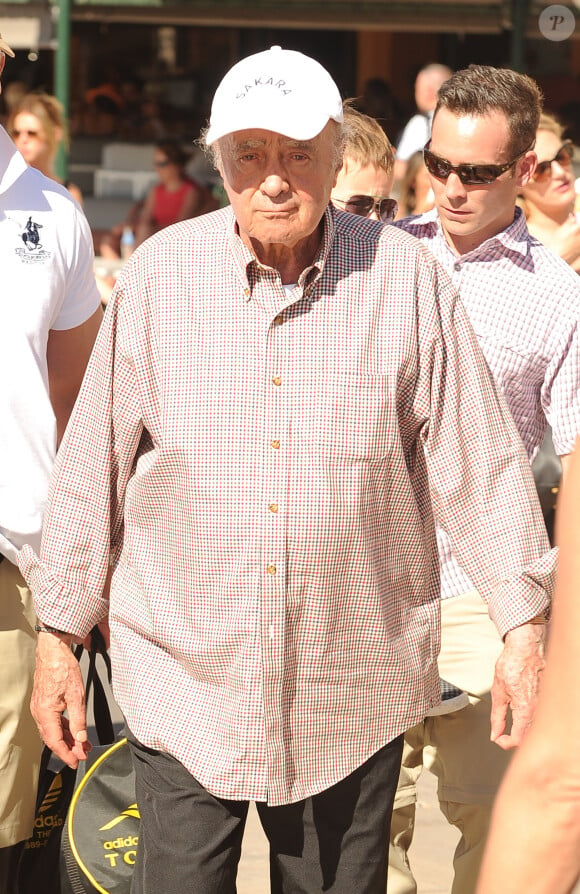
[[83, 627, 115, 745]]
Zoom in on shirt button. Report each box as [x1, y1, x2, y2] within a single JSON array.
[[267, 564, 277, 575], [268, 502, 278, 513], [454, 262, 461, 271], [244, 288, 251, 297], [272, 375, 282, 386], [273, 315, 283, 326], [271, 439, 280, 449]]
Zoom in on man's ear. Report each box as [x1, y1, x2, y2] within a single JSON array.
[[517, 150, 537, 188]]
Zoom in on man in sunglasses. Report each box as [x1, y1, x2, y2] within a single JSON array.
[[390, 64, 580, 894], [330, 102, 398, 224], [0, 32, 102, 892]]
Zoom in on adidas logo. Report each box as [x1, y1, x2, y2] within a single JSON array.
[[99, 804, 141, 831], [39, 775, 63, 813]]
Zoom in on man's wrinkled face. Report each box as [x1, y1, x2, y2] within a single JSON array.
[[216, 123, 340, 256]]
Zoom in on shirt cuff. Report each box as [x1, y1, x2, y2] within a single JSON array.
[[487, 547, 556, 638], [18, 544, 109, 639]]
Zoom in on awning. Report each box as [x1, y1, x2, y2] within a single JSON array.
[[69, 0, 508, 33]]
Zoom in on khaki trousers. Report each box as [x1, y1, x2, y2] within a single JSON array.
[[0, 559, 41, 848], [387, 591, 512, 894]]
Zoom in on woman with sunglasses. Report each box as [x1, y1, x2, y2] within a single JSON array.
[[9, 92, 83, 205], [97, 140, 216, 302], [100, 140, 215, 258], [133, 140, 210, 247], [519, 113, 580, 272]]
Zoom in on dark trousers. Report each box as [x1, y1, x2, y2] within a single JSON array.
[[128, 731, 403, 894]]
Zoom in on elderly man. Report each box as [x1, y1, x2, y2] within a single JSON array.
[[22, 47, 553, 894], [0, 31, 101, 892]]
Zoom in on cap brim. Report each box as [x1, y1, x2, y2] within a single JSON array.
[[206, 108, 338, 146]]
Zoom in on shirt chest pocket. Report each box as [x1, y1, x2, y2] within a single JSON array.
[[290, 376, 397, 463]]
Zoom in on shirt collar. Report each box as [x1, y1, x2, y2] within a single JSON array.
[[226, 204, 335, 300], [424, 204, 530, 261], [0, 125, 27, 196]]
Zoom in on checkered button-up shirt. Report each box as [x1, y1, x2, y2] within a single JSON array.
[[397, 208, 580, 601], [20, 206, 553, 805]]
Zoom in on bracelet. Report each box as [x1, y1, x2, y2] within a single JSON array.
[[34, 624, 70, 635]]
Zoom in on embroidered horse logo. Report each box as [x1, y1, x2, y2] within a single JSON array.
[[21, 216, 43, 251]]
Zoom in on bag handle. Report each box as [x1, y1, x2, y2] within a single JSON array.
[[84, 626, 115, 745]]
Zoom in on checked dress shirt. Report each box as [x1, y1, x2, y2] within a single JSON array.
[[21, 206, 553, 806], [397, 207, 580, 602]]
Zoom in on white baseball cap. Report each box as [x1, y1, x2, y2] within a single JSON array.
[[205, 45, 343, 145]]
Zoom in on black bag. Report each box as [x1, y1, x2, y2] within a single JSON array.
[[16, 628, 138, 894], [60, 735, 137, 893]]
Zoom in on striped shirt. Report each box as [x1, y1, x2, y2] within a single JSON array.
[[397, 208, 580, 600], [20, 206, 553, 806]]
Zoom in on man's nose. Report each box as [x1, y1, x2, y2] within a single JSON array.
[[445, 170, 467, 200], [261, 173, 290, 197]]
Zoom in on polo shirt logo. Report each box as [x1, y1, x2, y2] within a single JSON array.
[[21, 216, 43, 250], [235, 77, 292, 100], [15, 216, 50, 263]]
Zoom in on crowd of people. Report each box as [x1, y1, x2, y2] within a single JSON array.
[[2, 28, 580, 894]]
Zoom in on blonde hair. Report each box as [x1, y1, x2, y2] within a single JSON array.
[[341, 100, 394, 176], [9, 92, 69, 155], [518, 110, 569, 217], [536, 111, 564, 140]]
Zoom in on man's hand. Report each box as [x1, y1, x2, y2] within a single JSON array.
[[490, 621, 547, 750], [31, 632, 92, 768]]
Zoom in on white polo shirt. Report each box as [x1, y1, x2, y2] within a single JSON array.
[[0, 125, 100, 563]]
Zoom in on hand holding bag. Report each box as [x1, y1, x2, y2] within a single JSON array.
[[17, 628, 139, 894]]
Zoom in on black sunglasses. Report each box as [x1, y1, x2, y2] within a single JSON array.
[[533, 140, 574, 182], [423, 140, 532, 186], [333, 194, 398, 223]]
